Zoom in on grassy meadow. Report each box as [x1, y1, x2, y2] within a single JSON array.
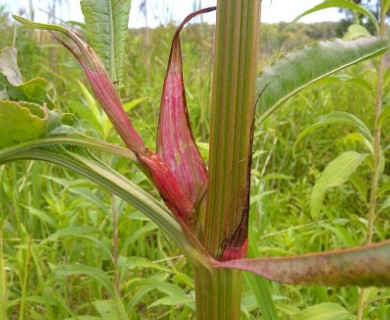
[[0, 3, 389, 319]]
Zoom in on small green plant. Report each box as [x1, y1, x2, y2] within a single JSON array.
[[1, 0, 390, 319]]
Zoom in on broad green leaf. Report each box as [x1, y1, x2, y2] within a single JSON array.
[[292, 0, 379, 31], [311, 151, 368, 219], [292, 302, 352, 320], [217, 240, 390, 287], [0, 101, 62, 148], [295, 112, 373, 147], [257, 37, 389, 122], [343, 24, 371, 40], [0, 47, 23, 85], [6, 77, 56, 108], [80, 0, 131, 86]]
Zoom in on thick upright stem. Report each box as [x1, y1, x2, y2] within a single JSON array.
[[194, 1, 260, 319], [194, 267, 241, 320], [366, 11, 386, 246], [357, 2, 387, 319], [202, 0, 260, 259]]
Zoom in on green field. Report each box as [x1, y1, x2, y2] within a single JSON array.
[[0, 1, 389, 319]]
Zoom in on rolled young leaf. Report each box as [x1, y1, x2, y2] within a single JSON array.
[[157, 8, 211, 210], [216, 240, 390, 287]]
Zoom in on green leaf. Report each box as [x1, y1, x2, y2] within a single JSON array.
[[349, 173, 368, 203], [292, 0, 379, 31], [0, 47, 56, 108], [292, 302, 352, 320], [6, 77, 56, 108], [379, 196, 390, 213], [385, 0, 390, 13], [311, 151, 368, 219], [42, 226, 112, 258], [313, 74, 373, 95], [0, 101, 62, 148], [378, 104, 390, 126], [80, 0, 131, 86], [257, 37, 389, 122], [217, 240, 390, 287], [295, 112, 373, 147], [343, 24, 371, 40], [93, 300, 120, 320], [54, 264, 116, 297], [245, 228, 279, 319], [13, 15, 68, 34]]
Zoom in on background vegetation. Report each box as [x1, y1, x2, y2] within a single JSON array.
[[0, 1, 389, 319]]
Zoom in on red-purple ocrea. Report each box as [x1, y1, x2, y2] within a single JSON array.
[[157, 23, 208, 210]]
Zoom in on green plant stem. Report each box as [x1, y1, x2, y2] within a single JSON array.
[[195, 1, 260, 319], [202, 0, 261, 256], [0, 226, 7, 320], [357, 2, 387, 319], [111, 194, 120, 296], [193, 267, 241, 320], [366, 5, 386, 246]]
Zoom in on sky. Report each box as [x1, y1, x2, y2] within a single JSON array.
[[2, 0, 344, 27]]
